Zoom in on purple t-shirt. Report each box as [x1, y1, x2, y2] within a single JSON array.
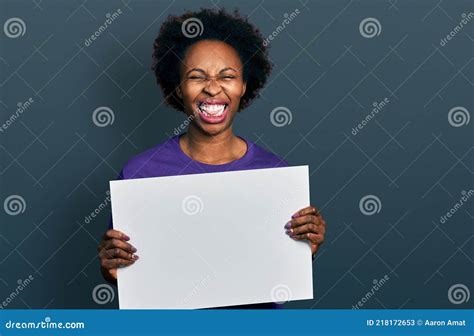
[[109, 134, 288, 309], [116, 134, 288, 180]]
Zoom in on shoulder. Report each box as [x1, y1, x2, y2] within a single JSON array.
[[246, 138, 289, 168], [119, 136, 178, 179]]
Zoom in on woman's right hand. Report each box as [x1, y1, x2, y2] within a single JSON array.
[[97, 229, 139, 284]]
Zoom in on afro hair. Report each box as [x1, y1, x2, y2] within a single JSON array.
[[151, 8, 273, 112]]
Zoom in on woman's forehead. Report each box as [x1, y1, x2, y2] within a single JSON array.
[[183, 40, 242, 71]]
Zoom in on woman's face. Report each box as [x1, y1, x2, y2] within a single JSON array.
[[177, 40, 247, 136]]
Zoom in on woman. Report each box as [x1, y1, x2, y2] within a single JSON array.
[[98, 8, 326, 308]]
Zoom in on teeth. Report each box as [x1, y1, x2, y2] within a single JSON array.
[[199, 103, 227, 117]]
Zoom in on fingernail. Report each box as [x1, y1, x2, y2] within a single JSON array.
[[284, 221, 292, 229], [122, 234, 130, 241], [285, 229, 293, 236], [132, 254, 139, 260], [292, 212, 300, 218], [131, 247, 137, 253]]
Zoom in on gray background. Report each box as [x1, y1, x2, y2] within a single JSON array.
[[0, 0, 473, 309]]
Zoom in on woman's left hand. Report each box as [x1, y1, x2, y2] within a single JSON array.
[[285, 206, 326, 256]]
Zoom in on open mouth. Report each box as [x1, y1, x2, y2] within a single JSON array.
[[196, 101, 229, 124]]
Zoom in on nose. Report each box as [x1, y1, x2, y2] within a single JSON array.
[[203, 79, 222, 96]]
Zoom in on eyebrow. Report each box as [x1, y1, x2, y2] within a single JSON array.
[[185, 67, 238, 76]]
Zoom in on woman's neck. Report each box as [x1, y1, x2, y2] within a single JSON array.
[[179, 125, 247, 165]]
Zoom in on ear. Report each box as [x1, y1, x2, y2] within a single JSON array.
[[176, 86, 183, 99], [241, 82, 247, 98]]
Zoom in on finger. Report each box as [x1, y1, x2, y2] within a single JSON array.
[[285, 214, 323, 229], [102, 229, 130, 241], [101, 248, 139, 261], [292, 232, 324, 245], [100, 247, 139, 261], [292, 206, 319, 218], [287, 223, 325, 236], [101, 238, 137, 253], [100, 258, 135, 270]]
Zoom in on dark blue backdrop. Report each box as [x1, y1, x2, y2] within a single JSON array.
[[1, 0, 472, 309]]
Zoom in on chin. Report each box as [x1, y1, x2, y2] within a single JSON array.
[[197, 123, 229, 136]]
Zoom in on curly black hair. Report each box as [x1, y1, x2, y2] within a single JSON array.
[[151, 8, 273, 112]]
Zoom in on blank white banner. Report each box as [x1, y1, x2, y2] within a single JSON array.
[[110, 165, 313, 309]]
